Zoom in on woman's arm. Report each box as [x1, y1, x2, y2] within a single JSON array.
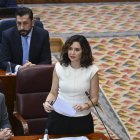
[[88, 72, 99, 106], [46, 68, 59, 102], [43, 68, 59, 112]]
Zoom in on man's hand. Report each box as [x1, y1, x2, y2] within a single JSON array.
[[0, 128, 13, 140], [19, 60, 35, 70]]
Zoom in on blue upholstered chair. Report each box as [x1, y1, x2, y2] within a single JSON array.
[[0, 0, 17, 7]]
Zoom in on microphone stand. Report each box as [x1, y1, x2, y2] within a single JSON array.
[[85, 91, 113, 140]]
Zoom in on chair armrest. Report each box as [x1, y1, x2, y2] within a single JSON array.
[[13, 101, 29, 135]]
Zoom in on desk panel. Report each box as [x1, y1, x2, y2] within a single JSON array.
[[11, 135, 43, 140]]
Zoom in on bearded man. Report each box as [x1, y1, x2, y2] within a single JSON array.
[[0, 7, 51, 73]]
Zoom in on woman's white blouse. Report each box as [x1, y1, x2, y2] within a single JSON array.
[[55, 62, 99, 117]]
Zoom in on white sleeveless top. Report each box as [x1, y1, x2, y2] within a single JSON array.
[[55, 62, 99, 117]]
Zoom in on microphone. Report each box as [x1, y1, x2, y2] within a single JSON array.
[[6, 61, 12, 75], [85, 91, 113, 140], [43, 129, 49, 140]]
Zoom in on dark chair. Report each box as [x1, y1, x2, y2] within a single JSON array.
[[0, 7, 17, 18], [0, 18, 43, 43], [0, 0, 17, 7], [13, 65, 54, 135]]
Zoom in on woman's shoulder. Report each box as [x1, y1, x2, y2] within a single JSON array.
[[55, 62, 61, 68], [55, 62, 66, 70], [86, 64, 99, 77], [88, 63, 99, 70]]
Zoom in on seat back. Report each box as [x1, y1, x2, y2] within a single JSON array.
[[0, 7, 17, 18], [0, 18, 43, 43], [16, 65, 54, 135], [0, 0, 17, 7]]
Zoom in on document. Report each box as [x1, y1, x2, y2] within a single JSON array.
[[51, 136, 88, 140], [39, 136, 89, 140], [53, 96, 76, 116]]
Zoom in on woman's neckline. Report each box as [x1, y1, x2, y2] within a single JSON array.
[[69, 64, 81, 70]]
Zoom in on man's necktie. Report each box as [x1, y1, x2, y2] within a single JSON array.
[[22, 36, 29, 64]]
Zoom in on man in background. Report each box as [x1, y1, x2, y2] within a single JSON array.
[[0, 7, 51, 73], [0, 92, 12, 140]]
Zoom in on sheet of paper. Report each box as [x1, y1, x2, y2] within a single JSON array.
[[53, 96, 76, 116], [50, 136, 89, 140], [39, 136, 89, 140]]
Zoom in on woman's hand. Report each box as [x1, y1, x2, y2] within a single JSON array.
[[73, 103, 90, 111], [0, 128, 13, 140], [43, 101, 54, 113]]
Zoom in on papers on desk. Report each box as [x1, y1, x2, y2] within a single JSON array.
[[52, 136, 89, 140], [5, 72, 15, 75], [39, 136, 89, 140], [53, 96, 76, 116]]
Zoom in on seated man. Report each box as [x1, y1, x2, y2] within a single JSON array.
[[0, 7, 51, 73], [0, 92, 12, 140]]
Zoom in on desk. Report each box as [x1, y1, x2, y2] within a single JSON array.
[[10, 133, 121, 140], [11, 135, 43, 140], [0, 70, 16, 132]]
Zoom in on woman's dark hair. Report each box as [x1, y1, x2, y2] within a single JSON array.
[[16, 7, 33, 20], [60, 35, 94, 67]]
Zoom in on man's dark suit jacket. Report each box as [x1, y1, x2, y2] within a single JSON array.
[[0, 92, 11, 129], [0, 26, 52, 72]]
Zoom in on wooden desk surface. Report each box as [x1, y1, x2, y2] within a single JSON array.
[[11, 135, 43, 140], [0, 69, 16, 77], [0, 69, 6, 75], [10, 133, 121, 140]]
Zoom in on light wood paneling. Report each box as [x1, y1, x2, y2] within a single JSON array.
[[50, 38, 63, 53]]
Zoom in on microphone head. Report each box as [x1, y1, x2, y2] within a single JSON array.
[[85, 91, 90, 97]]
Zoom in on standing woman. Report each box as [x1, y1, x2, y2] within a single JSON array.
[[43, 35, 99, 134]]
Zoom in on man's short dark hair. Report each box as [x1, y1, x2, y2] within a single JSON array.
[[16, 7, 33, 20]]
